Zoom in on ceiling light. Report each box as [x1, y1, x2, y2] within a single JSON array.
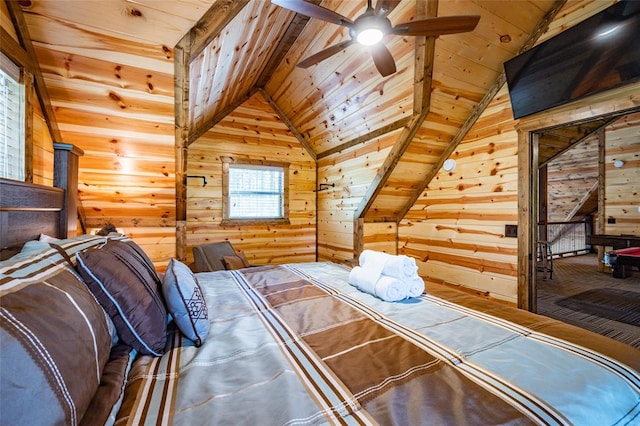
[[352, 13, 389, 46], [357, 28, 383, 45], [614, 160, 624, 168], [443, 159, 456, 172]]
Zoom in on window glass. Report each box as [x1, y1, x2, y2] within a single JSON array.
[[228, 164, 284, 219], [0, 52, 24, 180]]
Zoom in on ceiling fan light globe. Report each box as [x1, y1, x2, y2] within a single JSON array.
[[357, 28, 383, 45]]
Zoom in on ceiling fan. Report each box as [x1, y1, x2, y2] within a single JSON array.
[[271, 0, 480, 77]]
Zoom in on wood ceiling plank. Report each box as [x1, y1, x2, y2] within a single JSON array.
[[21, 0, 210, 46]]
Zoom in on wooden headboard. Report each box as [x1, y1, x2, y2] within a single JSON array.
[[0, 143, 83, 260], [0, 179, 64, 259]]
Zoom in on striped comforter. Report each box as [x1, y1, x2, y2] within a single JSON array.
[[116, 262, 640, 425]]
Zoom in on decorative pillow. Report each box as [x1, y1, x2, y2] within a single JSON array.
[[0, 253, 113, 425], [76, 239, 167, 356], [222, 252, 249, 270], [163, 258, 210, 346]]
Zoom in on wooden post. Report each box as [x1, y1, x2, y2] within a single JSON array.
[[53, 143, 83, 238], [174, 33, 190, 261], [596, 128, 606, 272], [517, 129, 536, 312]]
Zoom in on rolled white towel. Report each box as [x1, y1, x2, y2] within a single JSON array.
[[405, 275, 425, 298], [348, 266, 378, 290], [348, 267, 407, 302], [359, 250, 418, 279], [374, 275, 407, 302]]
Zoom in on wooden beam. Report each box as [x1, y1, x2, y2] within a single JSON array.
[[259, 88, 316, 160], [175, 33, 191, 261], [187, 87, 259, 145], [0, 26, 33, 72], [6, 0, 62, 143], [317, 117, 411, 159], [565, 180, 598, 222], [255, 12, 311, 89], [354, 0, 437, 221], [189, 0, 250, 59], [398, 0, 569, 222], [596, 128, 606, 272]]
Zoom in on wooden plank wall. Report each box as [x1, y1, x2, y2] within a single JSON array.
[[400, 85, 519, 302], [546, 136, 598, 223], [317, 129, 400, 262], [604, 112, 640, 236], [186, 92, 316, 267]]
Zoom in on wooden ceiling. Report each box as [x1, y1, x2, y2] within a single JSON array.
[[179, 0, 566, 223], [10, 0, 621, 226]]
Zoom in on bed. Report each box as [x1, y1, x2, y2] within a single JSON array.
[[1, 179, 639, 426]]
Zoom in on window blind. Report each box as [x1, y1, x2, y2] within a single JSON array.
[[0, 52, 24, 181], [228, 165, 284, 218]]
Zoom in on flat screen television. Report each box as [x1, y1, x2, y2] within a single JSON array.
[[504, 0, 640, 119]]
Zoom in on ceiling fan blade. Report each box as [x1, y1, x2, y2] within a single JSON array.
[[391, 15, 480, 36], [297, 39, 356, 68], [371, 43, 396, 77], [374, 0, 401, 16], [271, 0, 353, 26]]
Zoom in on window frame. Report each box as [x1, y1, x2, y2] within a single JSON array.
[[221, 156, 290, 226], [0, 53, 25, 182], [0, 45, 34, 183]]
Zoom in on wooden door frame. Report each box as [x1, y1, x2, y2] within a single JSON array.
[[516, 82, 640, 312]]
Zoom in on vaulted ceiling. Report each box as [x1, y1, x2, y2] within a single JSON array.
[[179, 0, 562, 222], [8, 0, 618, 226]]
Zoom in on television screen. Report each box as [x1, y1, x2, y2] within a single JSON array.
[[504, 0, 640, 119]]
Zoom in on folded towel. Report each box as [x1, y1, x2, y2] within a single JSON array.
[[348, 266, 407, 302], [359, 250, 418, 279], [405, 275, 425, 298]]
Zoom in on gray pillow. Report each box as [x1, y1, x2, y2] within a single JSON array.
[[1, 253, 113, 425], [163, 259, 210, 346], [76, 240, 167, 356]]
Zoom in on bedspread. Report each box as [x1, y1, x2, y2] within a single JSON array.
[[116, 262, 640, 425]]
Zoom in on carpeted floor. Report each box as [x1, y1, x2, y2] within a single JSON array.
[[537, 253, 640, 349]]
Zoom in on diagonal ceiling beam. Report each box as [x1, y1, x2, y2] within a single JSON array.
[[317, 117, 411, 159], [354, 0, 438, 220], [6, 0, 62, 143], [396, 0, 568, 222], [260, 88, 317, 160], [189, 0, 250, 59], [187, 87, 259, 145]]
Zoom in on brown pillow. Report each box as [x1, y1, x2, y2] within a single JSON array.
[[76, 240, 167, 356], [222, 252, 249, 270]]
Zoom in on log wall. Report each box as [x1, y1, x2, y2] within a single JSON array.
[[186, 92, 316, 267]]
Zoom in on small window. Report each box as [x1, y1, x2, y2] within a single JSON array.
[[222, 158, 289, 225], [0, 52, 25, 181]]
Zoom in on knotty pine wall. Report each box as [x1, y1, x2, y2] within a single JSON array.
[[400, 85, 519, 303], [604, 112, 640, 237], [546, 136, 598, 223], [186, 92, 316, 267], [317, 129, 400, 263]]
